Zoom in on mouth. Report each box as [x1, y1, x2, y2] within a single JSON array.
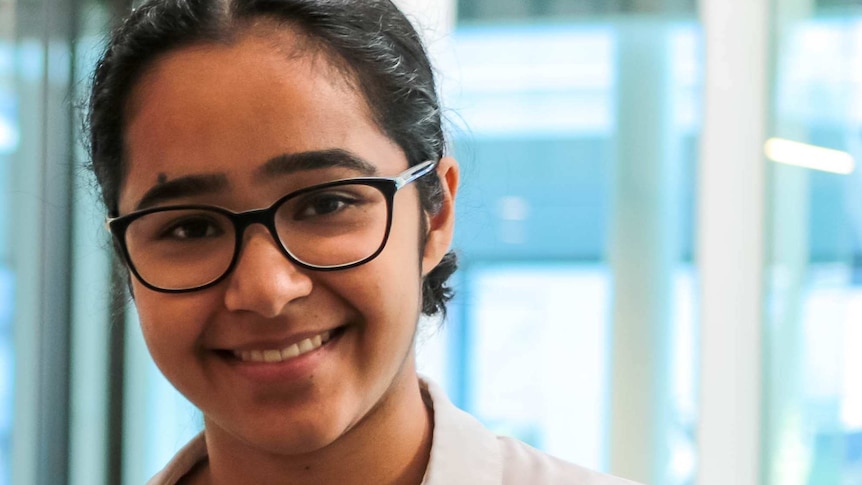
[[229, 327, 342, 364]]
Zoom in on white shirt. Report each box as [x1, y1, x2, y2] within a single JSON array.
[[147, 379, 643, 485]]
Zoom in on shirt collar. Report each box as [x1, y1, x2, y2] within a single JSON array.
[[420, 378, 501, 485]]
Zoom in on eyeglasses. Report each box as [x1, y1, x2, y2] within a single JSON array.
[[107, 160, 438, 293]]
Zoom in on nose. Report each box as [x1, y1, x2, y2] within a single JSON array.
[[223, 226, 312, 318]]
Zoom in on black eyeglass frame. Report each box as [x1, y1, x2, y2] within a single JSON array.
[[107, 160, 439, 293]]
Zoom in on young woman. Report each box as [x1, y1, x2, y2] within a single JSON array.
[[87, 0, 641, 483]]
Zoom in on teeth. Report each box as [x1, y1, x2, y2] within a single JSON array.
[[281, 344, 299, 360], [234, 330, 334, 363], [298, 338, 313, 353]]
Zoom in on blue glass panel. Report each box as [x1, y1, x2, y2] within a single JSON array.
[[0, 34, 14, 485], [765, 14, 862, 485], [447, 20, 701, 485]]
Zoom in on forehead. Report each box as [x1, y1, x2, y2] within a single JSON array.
[[126, 26, 360, 118], [120, 31, 404, 213]]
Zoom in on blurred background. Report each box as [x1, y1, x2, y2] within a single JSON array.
[[1, 0, 861, 484]]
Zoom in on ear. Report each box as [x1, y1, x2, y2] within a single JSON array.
[[422, 156, 459, 276]]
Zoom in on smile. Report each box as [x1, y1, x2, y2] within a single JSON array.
[[232, 330, 333, 363]]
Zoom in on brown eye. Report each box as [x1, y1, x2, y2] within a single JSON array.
[[159, 215, 225, 240], [294, 191, 362, 220]]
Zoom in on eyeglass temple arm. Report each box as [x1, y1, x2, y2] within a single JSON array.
[[394, 160, 437, 189]]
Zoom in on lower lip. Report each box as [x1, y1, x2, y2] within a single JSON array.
[[221, 330, 343, 382]]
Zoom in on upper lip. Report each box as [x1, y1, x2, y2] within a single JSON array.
[[217, 327, 341, 352]]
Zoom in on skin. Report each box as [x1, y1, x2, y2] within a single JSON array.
[[119, 28, 458, 485]]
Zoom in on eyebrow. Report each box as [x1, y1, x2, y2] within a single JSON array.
[[135, 173, 229, 211], [132, 149, 378, 211], [255, 149, 378, 180]]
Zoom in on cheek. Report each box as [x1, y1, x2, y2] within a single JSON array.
[[326, 209, 425, 328], [131, 281, 213, 357], [367, 217, 425, 321]]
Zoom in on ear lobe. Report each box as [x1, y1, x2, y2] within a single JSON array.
[[422, 156, 459, 276]]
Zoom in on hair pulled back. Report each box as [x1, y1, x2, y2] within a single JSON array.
[[87, 0, 457, 316]]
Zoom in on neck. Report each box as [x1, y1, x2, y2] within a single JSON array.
[[192, 369, 433, 485]]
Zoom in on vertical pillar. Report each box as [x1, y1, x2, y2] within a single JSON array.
[[696, 1, 770, 485], [11, 0, 76, 483], [608, 17, 677, 485]]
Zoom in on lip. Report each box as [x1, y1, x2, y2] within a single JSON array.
[[216, 326, 346, 382]]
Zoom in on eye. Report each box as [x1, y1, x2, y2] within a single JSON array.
[[295, 192, 360, 219], [160, 215, 225, 240]]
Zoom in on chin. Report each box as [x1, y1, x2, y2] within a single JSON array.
[[217, 404, 357, 456]]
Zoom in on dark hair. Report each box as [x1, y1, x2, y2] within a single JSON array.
[[87, 0, 457, 315]]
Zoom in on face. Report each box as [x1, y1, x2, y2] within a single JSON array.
[[119, 30, 456, 455]]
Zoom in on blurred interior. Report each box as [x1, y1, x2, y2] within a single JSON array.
[[1, 0, 861, 484]]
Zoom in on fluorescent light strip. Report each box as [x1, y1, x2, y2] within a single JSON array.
[[764, 137, 855, 175]]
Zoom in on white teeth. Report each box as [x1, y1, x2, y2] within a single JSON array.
[[281, 344, 300, 360], [233, 330, 334, 363], [263, 350, 281, 363], [298, 338, 313, 353]]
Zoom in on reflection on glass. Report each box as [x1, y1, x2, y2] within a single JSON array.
[[468, 265, 611, 469], [765, 10, 862, 485], [445, 15, 700, 485], [0, 1, 14, 482], [457, 0, 697, 22]]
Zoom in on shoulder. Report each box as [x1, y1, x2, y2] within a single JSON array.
[[421, 378, 643, 485], [496, 435, 642, 485]]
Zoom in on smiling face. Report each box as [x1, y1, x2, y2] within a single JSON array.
[[118, 29, 456, 461]]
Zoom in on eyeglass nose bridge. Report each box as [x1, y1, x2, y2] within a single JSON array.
[[226, 204, 297, 269]]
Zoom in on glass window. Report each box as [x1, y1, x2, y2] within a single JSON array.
[[764, 3, 862, 485], [441, 4, 702, 484], [457, 0, 697, 22], [0, 1, 16, 483]]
